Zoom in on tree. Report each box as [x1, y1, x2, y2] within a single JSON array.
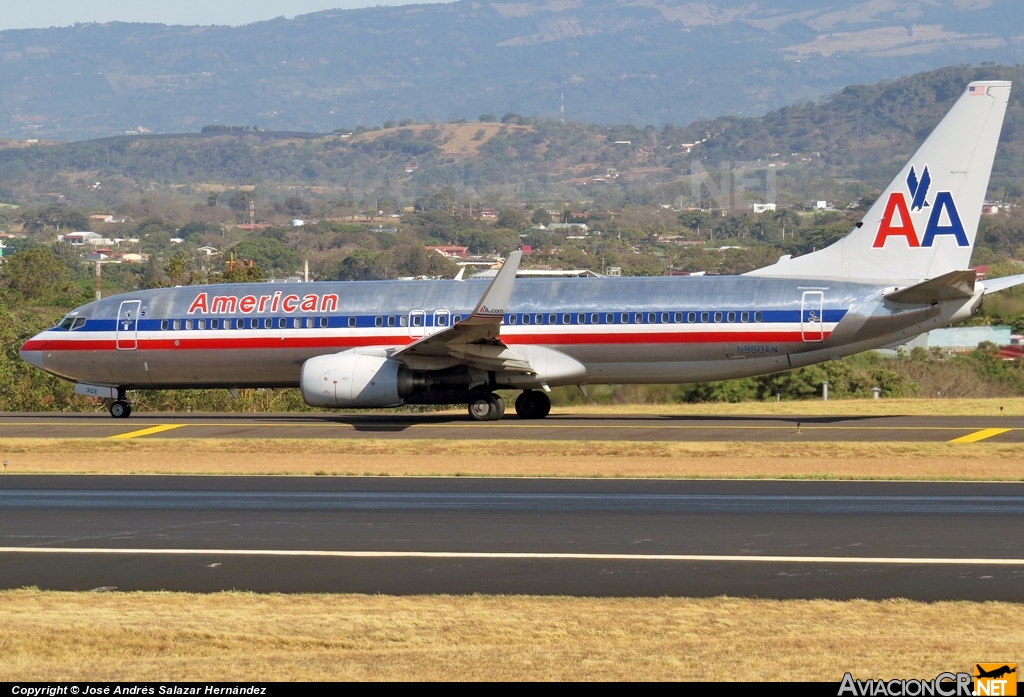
[[531, 208, 552, 226], [1, 246, 75, 303], [496, 207, 530, 232], [479, 114, 497, 123]]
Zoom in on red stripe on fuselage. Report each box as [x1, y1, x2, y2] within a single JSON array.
[[32, 329, 827, 352]]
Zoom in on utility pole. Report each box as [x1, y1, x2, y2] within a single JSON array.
[[560, 92, 564, 125], [304, 259, 309, 283], [248, 197, 255, 228], [95, 260, 102, 300]]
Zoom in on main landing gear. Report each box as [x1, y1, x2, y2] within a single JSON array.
[[467, 390, 551, 421], [514, 390, 550, 420], [109, 400, 132, 419]]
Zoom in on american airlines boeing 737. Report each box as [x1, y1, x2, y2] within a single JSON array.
[[19, 81, 1024, 420]]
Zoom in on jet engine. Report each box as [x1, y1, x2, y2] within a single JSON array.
[[300, 351, 421, 408]]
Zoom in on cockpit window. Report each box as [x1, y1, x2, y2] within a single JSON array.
[[58, 316, 75, 330], [70, 318, 86, 330]]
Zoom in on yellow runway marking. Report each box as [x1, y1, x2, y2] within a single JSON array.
[[107, 424, 185, 440], [1, 547, 1024, 565], [949, 428, 1012, 443]]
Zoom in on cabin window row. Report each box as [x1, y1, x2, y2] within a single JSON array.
[[160, 317, 330, 330], [505, 311, 764, 325]]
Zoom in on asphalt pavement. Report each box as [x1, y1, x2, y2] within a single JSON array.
[[2, 475, 1023, 599]]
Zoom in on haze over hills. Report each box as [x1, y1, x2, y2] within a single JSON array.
[[2, 0, 1024, 140]]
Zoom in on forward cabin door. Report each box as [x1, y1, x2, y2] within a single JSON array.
[[800, 291, 824, 343], [116, 300, 142, 350]]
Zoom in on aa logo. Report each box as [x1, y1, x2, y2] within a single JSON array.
[[974, 663, 1017, 696], [872, 165, 969, 248]]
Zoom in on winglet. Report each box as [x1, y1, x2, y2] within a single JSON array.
[[453, 267, 465, 281], [465, 251, 522, 323]]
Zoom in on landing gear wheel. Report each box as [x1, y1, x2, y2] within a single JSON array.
[[515, 390, 551, 419], [468, 393, 505, 421], [468, 395, 492, 421], [109, 400, 132, 419], [487, 393, 505, 420]]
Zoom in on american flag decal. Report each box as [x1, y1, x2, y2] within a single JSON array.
[[969, 85, 987, 96]]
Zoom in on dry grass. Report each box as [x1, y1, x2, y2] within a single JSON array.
[[350, 122, 533, 160], [0, 590, 1019, 681], [549, 397, 1024, 417], [1, 438, 1022, 479]]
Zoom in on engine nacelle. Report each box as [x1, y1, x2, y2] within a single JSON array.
[[301, 351, 409, 408]]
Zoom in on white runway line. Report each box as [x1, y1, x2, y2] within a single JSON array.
[[1, 547, 1023, 565]]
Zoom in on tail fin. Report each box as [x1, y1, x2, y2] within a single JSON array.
[[748, 81, 1011, 283]]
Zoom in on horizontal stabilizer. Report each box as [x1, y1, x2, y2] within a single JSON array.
[[885, 269, 976, 304], [982, 273, 1024, 295]]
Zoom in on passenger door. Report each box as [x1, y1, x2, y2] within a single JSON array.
[[116, 300, 142, 350]]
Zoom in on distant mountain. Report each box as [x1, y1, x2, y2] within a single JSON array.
[[1, 0, 1023, 140], [2, 65, 1021, 209]]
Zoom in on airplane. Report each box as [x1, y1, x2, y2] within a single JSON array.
[[19, 80, 1024, 421]]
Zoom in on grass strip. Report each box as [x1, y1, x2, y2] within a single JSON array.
[[1, 438, 1022, 480], [0, 590, 1020, 681]]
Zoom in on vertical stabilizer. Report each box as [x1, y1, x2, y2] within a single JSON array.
[[747, 81, 1011, 282]]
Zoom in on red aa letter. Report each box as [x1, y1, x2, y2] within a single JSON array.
[[187, 293, 209, 314], [872, 193, 919, 248]]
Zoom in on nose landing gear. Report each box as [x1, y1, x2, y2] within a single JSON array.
[[109, 400, 132, 418]]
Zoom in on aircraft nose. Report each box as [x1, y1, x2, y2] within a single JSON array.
[[19, 338, 46, 369]]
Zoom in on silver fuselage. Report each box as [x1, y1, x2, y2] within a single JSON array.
[[20, 275, 978, 392]]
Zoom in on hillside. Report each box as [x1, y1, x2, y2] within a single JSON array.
[[2, 65, 1022, 209], [2, 0, 1024, 140]]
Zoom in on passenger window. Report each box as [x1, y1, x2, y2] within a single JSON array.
[[211, 319, 219, 329], [578, 314, 586, 324], [320, 317, 328, 328], [674, 312, 682, 323], [635, 313, 643, 324], [412, 315, 423, 327], [160, 320, 169, 331], [375, 316, 383, 327], [224, 319, 231, 330], [453, 315, 462, 323], [252, 319, 261, 329], [661, 313, 668, 323], [535, 314, 543, 325], [522, 314, 531, 325], [509, 314, 518, 325], [591, 314, 599, 324], [278, 317, 287, 329], [741, 311, 750, 322], [548, 314, 557, 324], [700, 312, 709, 323], [605, 313, 614, 323], [387, 316, 396, 327], [305, 318, 314, 328], [562, 314, 570, 324], [264, 318, 272, 329], [714, 312, 723, 323], [437, 314, 448, 327], [348, 317, 357, 328], [234, 319, 242, 329], [293, 318, 302, 328], [185, 319, 193, 330], [621, 313, 629, 323], [173, 320, 181, 330], [400, 315, 408, 327], [727, 312, 736, 323], [754, 311, 763, 322], [197, 319, 206, 330]]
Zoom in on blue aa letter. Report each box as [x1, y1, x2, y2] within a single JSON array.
[[921, 192, 969, 247]]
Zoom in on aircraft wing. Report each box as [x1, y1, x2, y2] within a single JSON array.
[[391, 251, 534, 373], [982, 273, 1024, 295], [885, 269, 976, 304]]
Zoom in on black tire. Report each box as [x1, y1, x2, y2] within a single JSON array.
[[109, 401, 131, 419], [468, 396, 492, 421], [487, 393, 505, 420], [515, 390, 551, 419]]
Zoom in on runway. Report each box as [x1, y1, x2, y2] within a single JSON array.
[[1, 411, 1022, 442], [2, 475, 1023, 599]]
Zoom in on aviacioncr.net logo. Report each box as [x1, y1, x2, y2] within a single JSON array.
[[838, 671, 973, 696], [871, 165, 969, 249]]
